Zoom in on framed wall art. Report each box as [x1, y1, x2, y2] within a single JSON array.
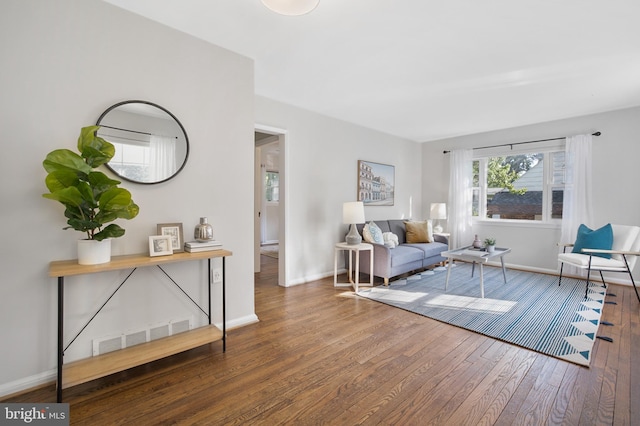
[[149, 235, 173, 257], [357, 160, 395, 206], [157, 223, 184, 253]]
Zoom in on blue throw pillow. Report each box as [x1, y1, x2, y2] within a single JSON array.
[[572, 223, 613, 259]]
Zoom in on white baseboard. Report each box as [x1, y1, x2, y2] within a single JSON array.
[[0, 314, 261, 399], [223, 314, 260, 330], [0, 369, 56, 399], [287, 270, 336, 287]]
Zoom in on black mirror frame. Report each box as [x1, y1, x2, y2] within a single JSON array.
[[96, 100, 190, 185]]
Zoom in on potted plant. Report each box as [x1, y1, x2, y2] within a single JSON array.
[[484, 237, 496, 253], [42, 125, 140, 264]]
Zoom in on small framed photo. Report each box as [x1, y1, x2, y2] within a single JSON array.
[[149, 235, 173, 257], [157, 223, 184, 253]]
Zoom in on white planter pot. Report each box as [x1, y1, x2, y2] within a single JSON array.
[[486, 245, 496, 253], [77, 239, 112, 265]]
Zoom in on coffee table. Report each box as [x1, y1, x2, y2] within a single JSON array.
[[441, 246, 511, 298]]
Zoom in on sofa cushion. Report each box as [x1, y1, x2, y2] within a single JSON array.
[[363, 221, 384, 244], [389, 245, 424, 267], [388, 220, 407, 244], [404, 241, 448, 259], [404, 220, 433, 243]]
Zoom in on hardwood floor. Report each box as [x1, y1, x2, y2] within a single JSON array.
[[3, 255, 639, 425]]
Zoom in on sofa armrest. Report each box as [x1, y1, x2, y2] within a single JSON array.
[[357, 242, 391, 279], [434, 233, 448, 244]]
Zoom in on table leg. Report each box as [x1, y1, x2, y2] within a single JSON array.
[[445, 258, 453, 291], [348, 250, 353, 284], [369, 248, 374, 288], [471, 261, 475, 277], [479, 263, 485, 298], [57, 277, 64, 403], [334, 248, 339, 287], [500, 256, 507, 283], [354, 249, 360, 292]]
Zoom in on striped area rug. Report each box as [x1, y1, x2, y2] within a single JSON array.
[[358, 263, 606, 367]]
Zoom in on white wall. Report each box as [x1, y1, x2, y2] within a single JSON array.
[[422, 106, 640, 281], [0, 0, 255, 394], [255, 96, 423, 285]]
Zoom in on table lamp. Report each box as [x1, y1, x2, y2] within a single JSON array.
[[430, 203, 447, 233], [343, 201, 365, 245]]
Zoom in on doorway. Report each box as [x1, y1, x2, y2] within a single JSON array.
[[254, 126, 286, 286]]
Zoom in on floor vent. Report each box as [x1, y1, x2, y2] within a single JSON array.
[[93, 317, 193, 356]]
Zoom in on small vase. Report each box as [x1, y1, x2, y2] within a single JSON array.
[[472, 234, 482, 248], [78, 239, 111, 265], [194, 217, 214, 242]]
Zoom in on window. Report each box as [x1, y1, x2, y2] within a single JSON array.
[[472, 150, 565, 222], [265, 171, 279, 202], [109, 141, 151, 182]]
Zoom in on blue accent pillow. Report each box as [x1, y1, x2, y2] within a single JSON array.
[[363, 221, 384, 245], [572, 223, 613, 259]]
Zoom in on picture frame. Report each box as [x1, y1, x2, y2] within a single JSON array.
[[149, 235, 173, 257], [157, 223, 184, 253], [357, 160, 395, 206]]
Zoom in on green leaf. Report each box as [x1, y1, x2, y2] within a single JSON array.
[[78, 125, 115, 167], [42, 186, 85, 207], [87, 171, 121, 193], [93, 224, 125, 241], [44, 170, 79, 193], [43, 149, 92, 174]]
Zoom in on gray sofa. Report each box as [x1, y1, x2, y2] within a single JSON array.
[[354, 219, 448, 285]]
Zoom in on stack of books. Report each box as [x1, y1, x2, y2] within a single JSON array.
[[184, 240, 223, 253]]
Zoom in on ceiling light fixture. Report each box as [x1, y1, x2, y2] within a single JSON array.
[[261, 0, 320, 16]]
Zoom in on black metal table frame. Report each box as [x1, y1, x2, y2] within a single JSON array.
[[55, 257, 225, 402]]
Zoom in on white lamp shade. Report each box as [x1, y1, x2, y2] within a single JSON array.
[[343, 201, 365, 224], [261, 0, 320, 16], [430, 203, 447, 220]]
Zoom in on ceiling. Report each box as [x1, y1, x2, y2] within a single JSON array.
[[103, 0, 640, 142]]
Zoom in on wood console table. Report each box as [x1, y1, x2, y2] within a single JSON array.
[[49, 249, 232, 402]]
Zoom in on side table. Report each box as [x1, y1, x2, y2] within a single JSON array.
[[334, 242, 373, 292]]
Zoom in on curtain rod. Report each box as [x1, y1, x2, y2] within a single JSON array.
[[99, 124, 178, 139], [442, 131, 601, 154]]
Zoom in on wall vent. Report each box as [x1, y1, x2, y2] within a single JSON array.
[[92, 317, 193, 356]]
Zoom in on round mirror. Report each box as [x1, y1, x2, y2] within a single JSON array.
[[96, 100, 189, 184]]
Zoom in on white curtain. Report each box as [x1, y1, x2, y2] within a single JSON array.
[[448, 149, 473, 249], [149, 135, 177, 181], [560, 134, 593, 272]]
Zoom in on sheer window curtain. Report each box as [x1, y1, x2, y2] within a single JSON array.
[[448, 149, 473, 249], [149, 135, 177, 181], [559, 134, 593, 273]]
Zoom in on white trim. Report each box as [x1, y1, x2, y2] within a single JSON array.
[[473, 218, 561, 230], [223, 314, 259, 330], [0, 369, 56, 398], [255, 123, 289, 287]]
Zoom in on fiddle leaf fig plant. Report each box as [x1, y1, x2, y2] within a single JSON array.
[[42, 125, 139, 241]]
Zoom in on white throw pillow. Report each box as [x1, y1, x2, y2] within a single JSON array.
[[382, 232, 399, 248]]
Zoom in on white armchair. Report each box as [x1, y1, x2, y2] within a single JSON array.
[[558, 224, 640, 301]]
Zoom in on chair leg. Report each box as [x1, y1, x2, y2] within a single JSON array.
[[558, 262, 564, 286], [623, 255, 640, 303], [599, 270, 607, 288], [585, 255, 593, 299]]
